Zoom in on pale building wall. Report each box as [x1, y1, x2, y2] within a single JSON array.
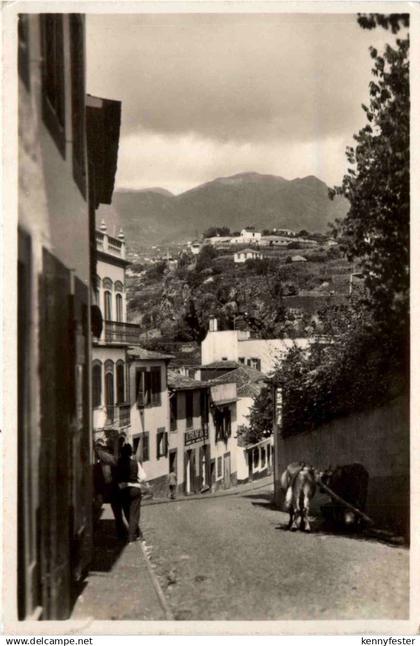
[[201, 330, 239, 364], [238, 338, 310, 375], [209, 383, 238, 487], [128, 360, 170, 487]]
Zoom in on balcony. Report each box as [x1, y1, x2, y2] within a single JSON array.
[[104, 320, 140, 345], [104, 403, 131, 429]]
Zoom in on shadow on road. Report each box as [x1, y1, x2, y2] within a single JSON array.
[[242, 491, 407, 548], [90, 518, 126, 572]]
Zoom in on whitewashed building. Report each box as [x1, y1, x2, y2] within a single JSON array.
[[201, 319, 311, 376], [233, 248, 263, 263]]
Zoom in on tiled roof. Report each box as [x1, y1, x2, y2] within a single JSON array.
[[209, 365, 266, 398], [200, 360, 240, 370], [169, 347, 202, 368], [237, 382, 262, 398], [128, 346, 174, 361], [209, 365, 265, 387], [167, 370, 209, 391]]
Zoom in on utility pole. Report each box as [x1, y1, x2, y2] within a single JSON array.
[[272, 383, 283, 507]]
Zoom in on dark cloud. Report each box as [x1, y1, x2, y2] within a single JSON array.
[[86, 13, 395, 189]]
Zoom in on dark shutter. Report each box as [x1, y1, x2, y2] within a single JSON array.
[[40, 14, 66, 157], [69, 14, 86, 197]]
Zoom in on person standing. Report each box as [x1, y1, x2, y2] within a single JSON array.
[[94, 438, 126, 539], [117, 443, 143, 542], [168, 469, 177, 499]]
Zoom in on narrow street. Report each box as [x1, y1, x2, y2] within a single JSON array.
[[141, 485, 409, 621]]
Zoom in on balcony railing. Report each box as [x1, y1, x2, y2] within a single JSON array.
[[105, 403, 131, 428], [104, 320, 140, 344]]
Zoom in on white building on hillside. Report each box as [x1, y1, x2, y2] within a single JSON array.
[[201, 319, 311, 376], [234, 248, 262, 263], [240, 228, 262, 241]]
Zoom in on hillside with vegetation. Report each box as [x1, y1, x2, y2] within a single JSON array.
[[126, 234, 354, 347]]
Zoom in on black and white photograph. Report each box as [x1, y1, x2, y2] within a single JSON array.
[[2, 0, 417, 634]]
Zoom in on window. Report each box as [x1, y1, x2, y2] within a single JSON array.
[[136, 366, 161, 408], [92, 361, 102, 408], [116, 293, 123, 322], [267, 444, 271, 466], [250, 358, 261, 371], [18, 14, 30, 89], [69, 14, 86, 197], [200, 390, 209, 426], [156, 428, 168, 459], [40, 14, 65, 157], [104, 361, 114, 422], [104, 290, 112, 321], [140, 433, 149, 462], [261, 447, 266, 468], [170, 393, 177, 431], [149, 367, 161, 406], [185, 391, 194, 428], [217, 456, 222, 479], [116, 361, 125, 403], [238, 357, 245, 364], [132, 434, 141, 457], [214, 407, 231, 443], [253, 448, 259, 469]]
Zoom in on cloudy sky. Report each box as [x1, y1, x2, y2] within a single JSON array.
[[86, 13, 393, 194]]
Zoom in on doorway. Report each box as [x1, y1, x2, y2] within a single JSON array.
[[223, 452, 231, 490]]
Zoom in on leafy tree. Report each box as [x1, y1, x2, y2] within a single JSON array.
[[195, 244, 218, 271], [248, 15, 410, 439], [245, 386, 274, 442], [203, 226, 231, 238], [330, 13, 409, 340]]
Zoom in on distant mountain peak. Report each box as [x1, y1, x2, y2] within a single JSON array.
[[293, 175, 325, 186], [214, 171, 287, 185], [117, 186, 174, 197]]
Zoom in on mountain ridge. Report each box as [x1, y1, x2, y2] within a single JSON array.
[[104, 172, 348, 247]]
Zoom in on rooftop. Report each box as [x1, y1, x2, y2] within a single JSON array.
[[208, 365, 266, 397], [167, 370, 209, 391], [128, 346, 174, 361], [200, 360, 240, 370], [235, 248, 261, 255]]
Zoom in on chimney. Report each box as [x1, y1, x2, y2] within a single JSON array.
[[209, 318, 218, 332]]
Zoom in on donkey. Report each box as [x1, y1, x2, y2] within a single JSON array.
[[280, 462, 319, 532]]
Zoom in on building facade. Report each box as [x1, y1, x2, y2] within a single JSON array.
[[17, 14, 121, 620], [127, 347, 174, 497], [92, 221, 140, 451], [233, 248, 263, 263], [201, 320, 311, 376]]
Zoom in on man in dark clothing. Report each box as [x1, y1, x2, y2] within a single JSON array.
[[117, 443, 143, 542], [94, 439, 127, 539]]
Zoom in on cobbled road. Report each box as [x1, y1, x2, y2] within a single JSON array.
[[141, 486, 409, 621]]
